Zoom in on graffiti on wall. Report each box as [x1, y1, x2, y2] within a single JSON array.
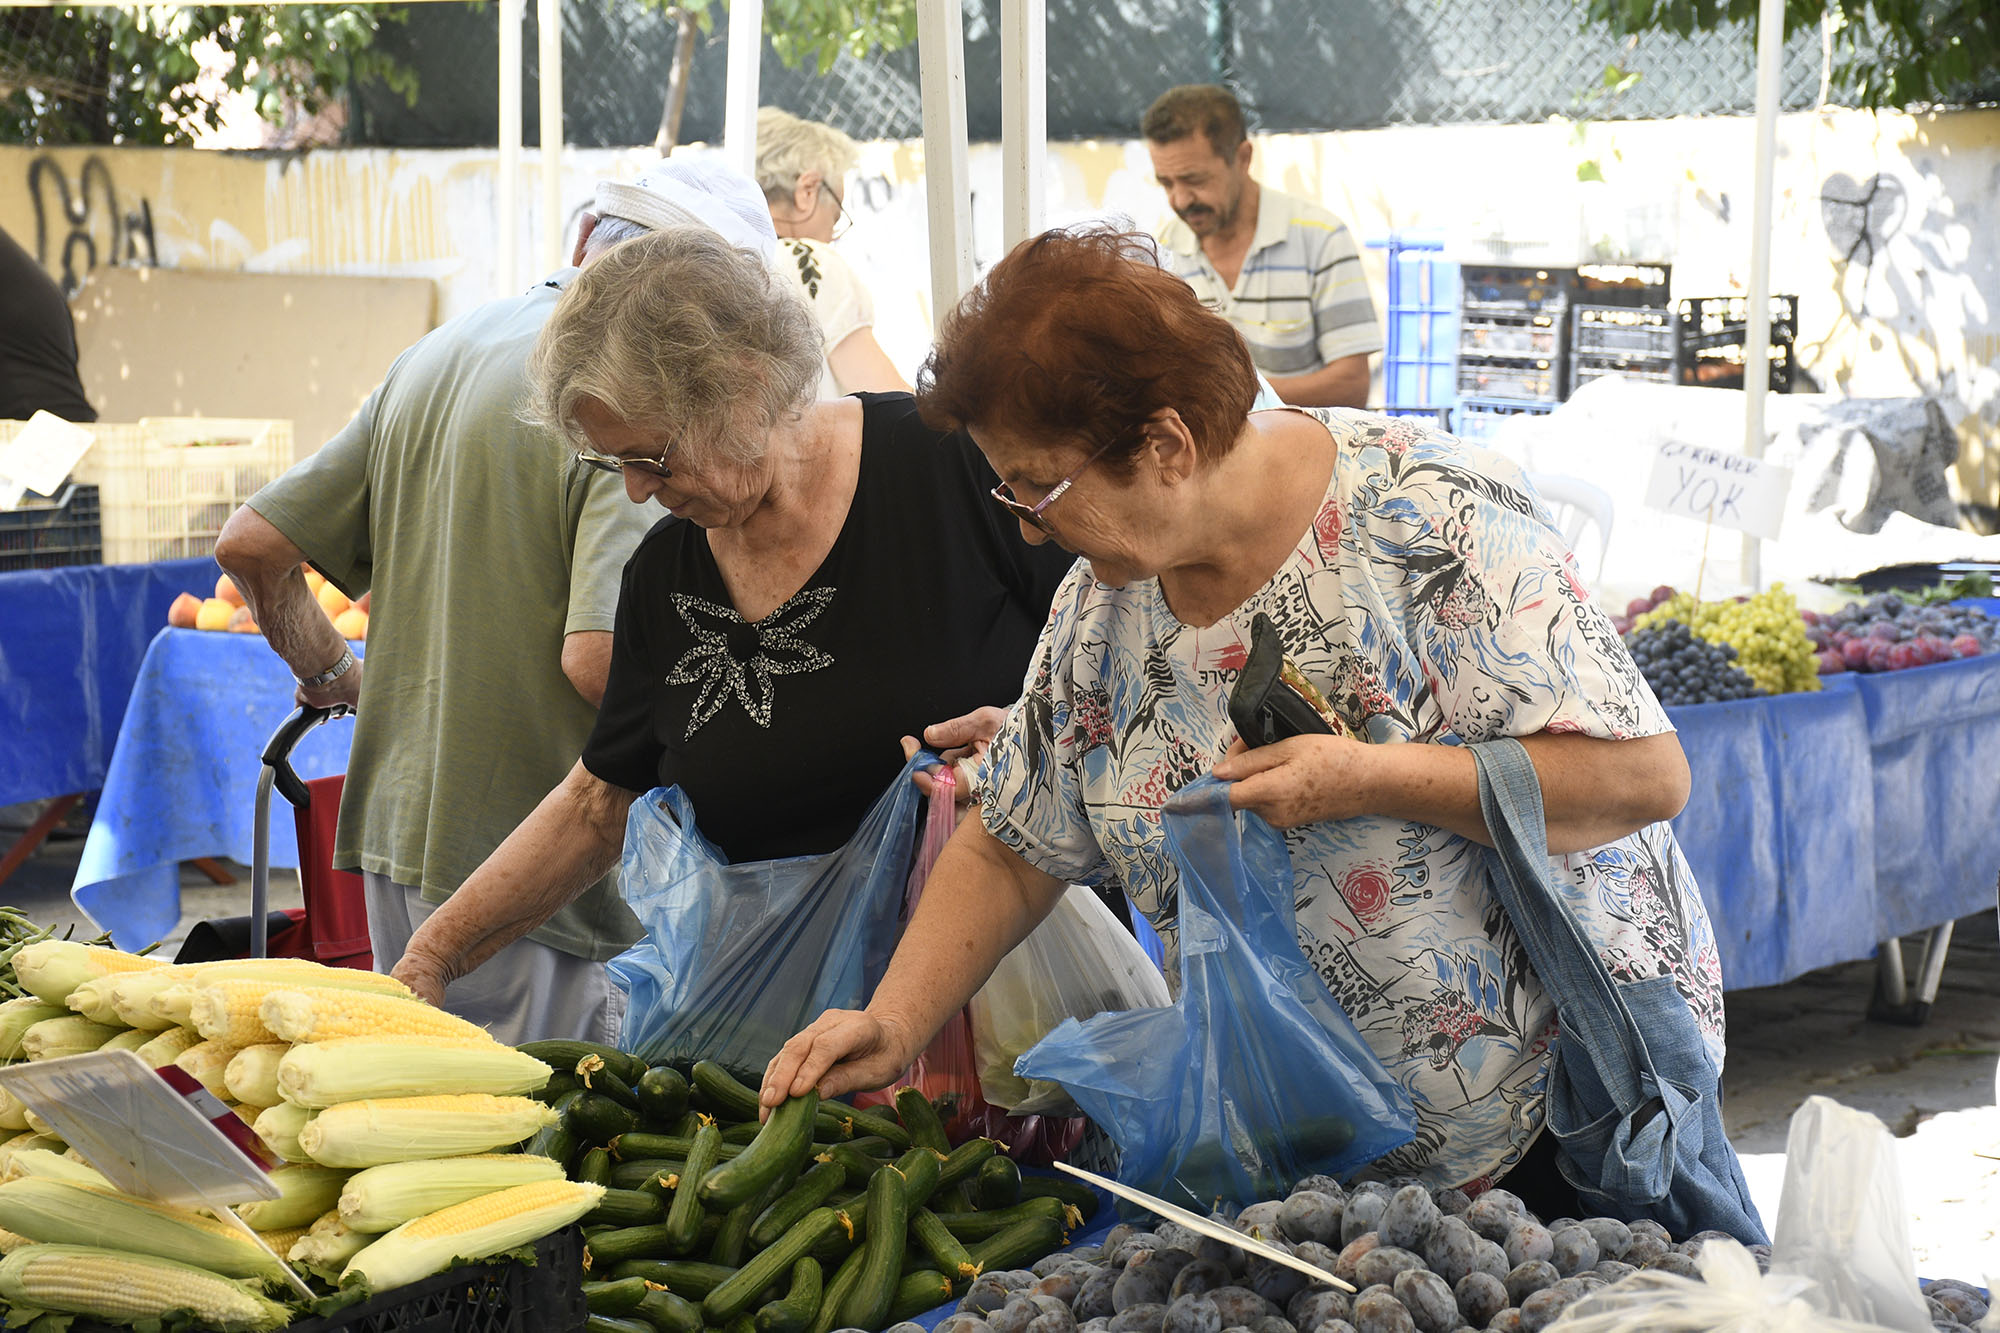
[[27, 154, 158, 296]]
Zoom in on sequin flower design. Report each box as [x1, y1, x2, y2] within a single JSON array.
[[665, 588, 836, 738]]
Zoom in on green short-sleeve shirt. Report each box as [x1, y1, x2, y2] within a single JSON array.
[[248, 275, 656, 961]]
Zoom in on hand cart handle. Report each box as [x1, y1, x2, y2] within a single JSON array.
[[260, 704, 351, 810], [251, 704, 352, 959]]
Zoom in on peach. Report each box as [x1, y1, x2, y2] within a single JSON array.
[[302, 565, 326, 595], [333, 607, 368, 641], [316, 581, 350, 618], [226, 605, 259, 634], [355, 591, 371, 614], [194, 597, 235, 631], [215, 573, 245, 607], [167, 592, 202, 629]]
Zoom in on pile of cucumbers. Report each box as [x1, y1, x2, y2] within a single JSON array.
[[517, 1040, 1099, 1333]]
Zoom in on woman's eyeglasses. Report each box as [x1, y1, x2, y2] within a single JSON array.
[[990, 440, 1118, 534], [576, 431, 680, 480], [829, 190, 855, 242]]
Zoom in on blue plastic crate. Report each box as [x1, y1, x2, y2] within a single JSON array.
[[1454, 395, 1556, 446], [1374, 234, 1459, 412]]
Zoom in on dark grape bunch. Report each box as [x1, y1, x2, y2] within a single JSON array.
[[1806, 592, 1994, 674], [1625, 621, 1763, 706], [914, 1175, 1991, 1333]]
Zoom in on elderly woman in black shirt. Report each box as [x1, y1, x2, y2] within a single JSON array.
[[391, 227, 1072, 1002]]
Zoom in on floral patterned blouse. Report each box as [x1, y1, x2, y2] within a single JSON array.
[[979, 407, 1727, 1189]]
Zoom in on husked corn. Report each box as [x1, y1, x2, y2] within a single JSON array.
[[131, 1025, 202, 1069], [236, 1163, 349, 1231], [0, 1229, 27, 1255], [0, 1178, 285, 1283], [299, 1095, 555, 1169], [20, 1015, 121, 1061], [252, 1102, 314, 1164], [337, 1153, 566, 1232], [0, 1149, 108, 1189], [64, 975, 128, 1026], [260, 988, 495, 1045], [173, 1039, 241, 1098], [0, 1089, 27, 1133], [0, 1244, 291, 1330], [277, 1037, 551, 1108], [0, 999, 68, 1059], [340, 1179, 603, 1292], [99, 1028, 152, 1054], [0, 1136, 65, 1167], [13, 941, 165, 1007], [224, 1043, 289, 1106], [290, 1212, 372, 1281]]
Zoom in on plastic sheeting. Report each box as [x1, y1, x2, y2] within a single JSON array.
[[0, 557, 220, 807], [70, 628, 358, 950]]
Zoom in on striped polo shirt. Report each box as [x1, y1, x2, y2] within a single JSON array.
[[1157, 184, 1382, 376]]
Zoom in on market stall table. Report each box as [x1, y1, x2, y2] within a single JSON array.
[[70, 626, 359, 951]]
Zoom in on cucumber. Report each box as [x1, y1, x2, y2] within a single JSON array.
[[566, 1091, 640, 1146], [888, 1270, 955, 1324], [822, 1142, 888, 1188], [586, 1188, 666, 1228], [520, 1039, 648, 1086], [609, 1157, 682, 1191], [701, 1206, 843, 1325], [833, 1106, 912, 1152], [635, 1066, 691, 1124], [975, 1156, 1022, 1210], [584, 1277, 650, 1316], [576, 1147, 614, 1188], [537, 1070, 583, 1104], [721, 1120, 765, 1145], [967, 1214, 1065, 1273], [523, 1088, 583, 1165], [932, 1196, 1071, 1241], [662, 1121, 723, 1255], [689, 1060, 765, 1120], [577, 1054, 643, 1110], [612, 1132, 746, 1163], [635, 1288, 702, 1333], [909, 1208, 978, 1283], [607, 1260, 738, 1299], [709, 1173, 787, 1269], [836, 1161, 907, 1330], [586, 1317, 653, 1333], [892, 1088, 950, 1155], [840, 1147, 942, 1239], [1018, 1174, 1102, 1220], [699, 1092, 819, 1211], [749, 1159, 846, 1250], [661, 1111, 704, 1138], [933, 1137, 1000, 1194], [586, 1223, 682, 1268], [753, 1257, 822, 1333], [808, 1244, 870, 1333]]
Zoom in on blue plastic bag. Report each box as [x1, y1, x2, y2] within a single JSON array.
[[1015, 777, 1417, 1209], [608, 753, 930, 1079]]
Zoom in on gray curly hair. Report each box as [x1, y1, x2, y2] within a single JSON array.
[[527, 227, 822, 466], [754, 107, 859, 202]]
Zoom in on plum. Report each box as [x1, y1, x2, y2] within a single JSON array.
[[1502, 1261, 1558, 1306], [1378, 1187, 1440, 1252], [1452, 1271, 1507, 1328], [1389, 1270, 1457, 1333], [1161, 1295, 1222, 1333], [1420, 1216, 1479, 1287], [1352, 1247, 1425, 1290], [1279, 1192, 1347, 1247], [1170, 1261, 1236, 1303], [1075, 1271, 1120, 1321], [1502, 1220, 1553, 1269], [1548, 1225, 1598, 1277], [1287, 1289, 1353, 1333], [1108, 1306, 1167, 1333], [1342, 1194, 1388, 1247]]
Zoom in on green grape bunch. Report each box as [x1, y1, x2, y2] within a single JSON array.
[[1632, 584, 1822, 696]]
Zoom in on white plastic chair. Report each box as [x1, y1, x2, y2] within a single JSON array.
[[1525, 471, 1615, 583]]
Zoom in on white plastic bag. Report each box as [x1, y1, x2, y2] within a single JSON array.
[[1548, 1238, 1916, 1332], [965, 886, 1170, 1114]]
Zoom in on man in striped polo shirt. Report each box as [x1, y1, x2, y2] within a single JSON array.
[[1142, 84, 1381, 408]]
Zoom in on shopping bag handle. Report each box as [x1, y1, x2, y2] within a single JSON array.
[[260, 704, 352, 810]]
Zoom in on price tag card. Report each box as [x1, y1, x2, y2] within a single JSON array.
[[0, 410, 95, 499], [1644, 441, 1793, 540]]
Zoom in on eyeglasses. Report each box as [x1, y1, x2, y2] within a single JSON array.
[[828, 190, 855, 242], [990, 440, 1118, 534], [576, 431, 680, 480]]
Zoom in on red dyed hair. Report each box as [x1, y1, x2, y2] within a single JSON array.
[[916, 225, 1259, 468]]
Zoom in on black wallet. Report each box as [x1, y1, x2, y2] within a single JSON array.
[[1228, 612, 1336, 747]]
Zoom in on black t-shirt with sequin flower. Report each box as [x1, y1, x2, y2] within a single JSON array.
[[581, 393, 1077, 863]]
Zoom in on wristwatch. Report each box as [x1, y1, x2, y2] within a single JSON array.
[[297, 647, 356, 690]]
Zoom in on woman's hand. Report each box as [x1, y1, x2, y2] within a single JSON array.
[[760, 1008, 921, 1108], [900, 705, 1011, 806], [1213, 733, 1381, 828]]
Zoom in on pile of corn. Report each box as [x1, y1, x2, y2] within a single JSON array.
[[0, 942, 601, 1329]]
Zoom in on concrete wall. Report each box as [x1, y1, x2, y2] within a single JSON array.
[[7, 106, 1995, 505]]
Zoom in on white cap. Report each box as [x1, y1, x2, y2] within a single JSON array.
[[592, 156, 778, 259]]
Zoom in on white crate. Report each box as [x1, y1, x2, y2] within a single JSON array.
[[0, 418, 293, 564]]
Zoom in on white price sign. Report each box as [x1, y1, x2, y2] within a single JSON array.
[[1644, 441, 1793, 541]]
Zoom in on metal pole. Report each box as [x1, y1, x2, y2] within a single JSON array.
[[537, 0, 564, 274], [918, 0, 974, 328], [497, 0, 523, 295], [723, 0, 765, 180], [250, 769, 275, 959], [1206, 0, 1236, 86], [1000, 0, 1046, 254], [1741, 0, 1783, 590]]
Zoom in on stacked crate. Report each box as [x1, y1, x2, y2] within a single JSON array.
[[1676, 295, 1798, 392], [1454, 266, 1573, 444], [1569, 305, 1678, 393]]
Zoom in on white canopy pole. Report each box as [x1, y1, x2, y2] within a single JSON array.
[[723, 0, 764, 179], [999, 0, 1046, 253], [1741, 0, 1782, 589], [537, 0, 564, 273], [496, 0, 523, 294], [918, 0, 974, 328]]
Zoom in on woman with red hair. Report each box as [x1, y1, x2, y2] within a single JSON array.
[[764, 227, 1726, 1213]]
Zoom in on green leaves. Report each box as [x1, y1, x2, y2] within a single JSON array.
[[629, 0, 916, 73]]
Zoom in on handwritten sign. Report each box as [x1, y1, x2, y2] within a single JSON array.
[[0, 410, 95, 505], [1644, 441, 1793, 541]]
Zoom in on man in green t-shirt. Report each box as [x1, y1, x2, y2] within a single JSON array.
[[215, 160, 779, 1044]]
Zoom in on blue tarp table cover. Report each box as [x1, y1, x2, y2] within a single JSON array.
[[70, 627, 358, 950], [0, 557, 220, 807]]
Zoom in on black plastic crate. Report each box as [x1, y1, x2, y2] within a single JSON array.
[[1682, 341, 1796, 393], [1454, 395, 1557, 445], [1457, 355, 1561, 402], [1676, 294, 1800, 352], [1575, 263, 1671, 308], [1572, 305, 1675, 358], [1571, 356, 1678, 391], [1458, 312, 1562, 358], [0, 482, 102, 572], [1458, 265, 1578, 315]]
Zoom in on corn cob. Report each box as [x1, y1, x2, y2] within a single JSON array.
[[109, 967, 194, 1030], [252, 1101, 314, 1164], [0, 1229, 27, 1255], [261, 987, 496, 1046], [157, 965, 417, 1033], [236, 1162, 349, 1231], [0, 1136, 65, 1166], [116, 960, 412, 1031], [277, 1036, 552, 1108], [0, 999, 68, 1059], [20, 1107, 51, 1138], [174, 1038, 242, 1098], [65, 974, 129, 1026], [0, 1089, 27, 1133], [0, 1149, 109, 1189], [0, 1244, 291, 1330], [0, 1179, 285, 1282], [300, 1094, 555, 1169], [99, 1028, 152, 1054], [224, 1043, 290, 1106], [290, 1210, 373, 1282], [19, 1015, 120, 1061], [131, 1025, 202, 1068], [337, 1153, 566, 1232], [255, 1225, 310, 1257], [13, 941, 165, 1007], [340, 1179, 603, 1291]]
